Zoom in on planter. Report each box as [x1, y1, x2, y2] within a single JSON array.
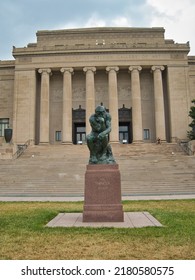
[[4, 128, 13, 143]]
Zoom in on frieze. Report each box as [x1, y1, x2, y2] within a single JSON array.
[[32, 52, 171, 64], [18, 57, 32, 63], [171, 53, 184, 59], [0, 76, 14, 81]]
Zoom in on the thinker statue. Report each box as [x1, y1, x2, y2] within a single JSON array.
[[86, 105, 116, 164]]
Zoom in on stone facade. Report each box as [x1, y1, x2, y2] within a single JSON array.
[[0, 27, 195, 145]]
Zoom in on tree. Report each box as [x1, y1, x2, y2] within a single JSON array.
[[187, 99, 195, 140]]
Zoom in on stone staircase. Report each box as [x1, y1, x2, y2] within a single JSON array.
[[0, 143, 195, 197]]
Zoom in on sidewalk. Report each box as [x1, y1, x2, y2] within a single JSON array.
[[0, 194, 195, 201]]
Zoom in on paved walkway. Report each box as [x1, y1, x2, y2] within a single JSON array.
[[46, 212, 163, 228], [0, 194, 195, 201]]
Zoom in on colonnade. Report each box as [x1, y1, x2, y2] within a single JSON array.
[[38, 66, 166, 144]]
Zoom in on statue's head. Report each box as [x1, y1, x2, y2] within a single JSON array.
[[95, 105, 106, 118]]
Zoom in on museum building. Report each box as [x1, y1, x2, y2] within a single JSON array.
[[0, 27, 195, 145]]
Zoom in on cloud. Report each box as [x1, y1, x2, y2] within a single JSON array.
[[0, 0, 194, 59], [111, 16, 133, 27], [146, 0, 195, 54], [84, 14, 106, 28], [83, 14, 132, 28]]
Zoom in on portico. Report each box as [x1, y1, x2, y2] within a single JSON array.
[[36, 64, 166, 145]]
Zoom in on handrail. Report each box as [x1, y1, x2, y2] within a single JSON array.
[[12, 139, 31, 159], [175, 137, 194, 156]]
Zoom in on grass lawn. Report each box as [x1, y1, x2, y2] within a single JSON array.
[[0, 200, 194, 260]]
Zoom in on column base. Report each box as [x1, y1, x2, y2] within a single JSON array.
[[132, 140, 144, 144], [110, 141, 120, 144], [156, 139, 167, 144], [61, 141, 73, 145], [39, 142, 50, 145]]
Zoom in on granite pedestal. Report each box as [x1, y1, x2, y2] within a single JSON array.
[[83, 164, 124, 222]]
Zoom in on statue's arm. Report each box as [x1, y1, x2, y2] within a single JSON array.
[[89, 115, 98, 131], [105, 117, 112, 134], [98, 114, 112, 139]]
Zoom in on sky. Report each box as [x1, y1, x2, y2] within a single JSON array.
[[0, 0, 195, 60]]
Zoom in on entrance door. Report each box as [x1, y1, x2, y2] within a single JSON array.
[[74, 123, 86, 144], [119, 122, 131, 143]]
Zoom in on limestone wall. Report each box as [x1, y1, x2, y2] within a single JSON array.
[[72, 71, 86, 109], [188, 57, 195, 101], [49, 72, 63, 144], [140, 70, 156, 142], [0, 62, 14, 145], [0, 62, 14, 127], [167, 65, 190, 140], [13, 70, 36, 144]]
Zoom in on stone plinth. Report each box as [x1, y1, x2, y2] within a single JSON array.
[[83, 164, 124, 222], [0, 143, 17, 159]]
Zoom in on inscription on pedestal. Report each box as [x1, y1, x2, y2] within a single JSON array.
[[83, 164, 124, 222]]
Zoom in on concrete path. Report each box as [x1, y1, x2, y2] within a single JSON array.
[[46, 212, 163, 228], [0, 194, 195, 201]]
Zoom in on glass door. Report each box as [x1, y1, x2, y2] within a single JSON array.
[[119, 122, 130, 143], [74, 123, 86, 144]]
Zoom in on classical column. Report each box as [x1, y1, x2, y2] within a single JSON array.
[[151, 66, 166, 141], [83, 67, 96, 135], [106, 66, 119, 143], [60, 67, 74, 144], [38, 68, 51, 144], [129, 66, 143, 143]]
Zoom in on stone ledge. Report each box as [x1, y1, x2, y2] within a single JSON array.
[[46, 212, 163, 228]]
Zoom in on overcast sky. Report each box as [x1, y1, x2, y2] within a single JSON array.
[[0, 0, 195, 60]]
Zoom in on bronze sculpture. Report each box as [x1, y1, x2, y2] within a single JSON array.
[[86, 105, 116, 164]]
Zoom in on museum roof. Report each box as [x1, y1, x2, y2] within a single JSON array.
[[12, 27, 190, 58]]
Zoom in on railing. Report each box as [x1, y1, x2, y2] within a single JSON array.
[[12, 139, 31, 159], [175, 137, 194, 156]]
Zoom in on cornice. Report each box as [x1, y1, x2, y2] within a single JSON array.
[[36, 27, 165, 37], [0, 60, 15, 68], [12, 45, 190, 58]]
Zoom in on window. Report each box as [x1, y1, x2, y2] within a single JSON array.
[[119, 123, 129, 143], [75, 125, 86, 144], [55, 131, 61, 141], [143, 129, 150, 140], [0, 119, 9, 137]]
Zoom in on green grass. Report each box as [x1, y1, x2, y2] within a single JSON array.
[[0, 200, 194, 260]]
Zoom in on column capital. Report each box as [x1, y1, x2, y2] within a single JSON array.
[[38, 68, 52, 75], [128, 66, 142, 72], [60, 67, 74, 74], [83, 67, 96, 73], [151, 65, 165, 72], [106, 66, 119, 73]]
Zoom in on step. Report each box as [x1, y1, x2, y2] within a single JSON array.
[[0, 143, 194, 197]]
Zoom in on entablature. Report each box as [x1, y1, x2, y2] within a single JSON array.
[[12, 42, 190, 58]]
